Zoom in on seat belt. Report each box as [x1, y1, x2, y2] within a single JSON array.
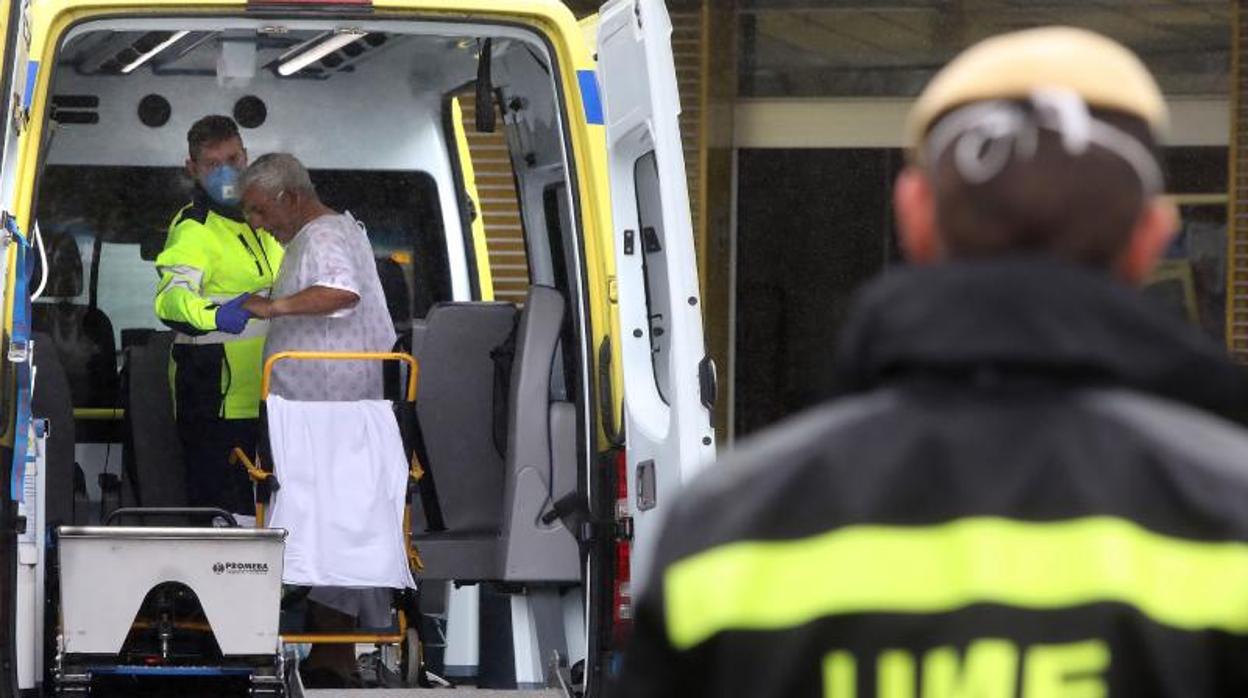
[[488, 316, 519, 458], [389, 340, 445, 532], [399, 400, 445, 532]]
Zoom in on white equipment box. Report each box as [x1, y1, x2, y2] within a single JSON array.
[[57, 526, 286, 656]]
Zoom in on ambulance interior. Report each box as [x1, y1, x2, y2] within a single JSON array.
[[25, 16, 593, 690]]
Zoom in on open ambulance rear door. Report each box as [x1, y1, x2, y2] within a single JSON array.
[[597, 0, 716, 589], [0, 0, 40, 693]]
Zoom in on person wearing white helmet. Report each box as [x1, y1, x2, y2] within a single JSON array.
[[615, 27, 1248, 698]]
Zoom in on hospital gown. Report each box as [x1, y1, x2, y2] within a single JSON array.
[[264, 211, 397, 401], [264, 210, 400, 629]]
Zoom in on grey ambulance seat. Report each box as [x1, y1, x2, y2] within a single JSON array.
[[376, 257, 412, 332], [499, 285, 579, 582], [119, 331, 186, 509], [31, 232, 120, 416], [377, 257, 414, 399], [31, 333, 82, 527], [410, 301, 518, 580], [412, 286, 579, 583]]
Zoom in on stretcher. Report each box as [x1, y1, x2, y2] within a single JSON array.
[[51, 352, 428, 695], [54, 508, 287, 696], [231, 350, 428, 687]]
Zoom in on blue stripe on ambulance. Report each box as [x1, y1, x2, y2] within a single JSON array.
[[578, 70, 604, 125]]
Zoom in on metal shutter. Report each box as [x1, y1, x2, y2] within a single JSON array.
[[1230, 3, 1247, 358], [457, 92, 531, 306]]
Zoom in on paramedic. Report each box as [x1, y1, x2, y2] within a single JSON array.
[[154, 115, 282, 518], [616, 27, 1248, 698], [238, 152, 397, 687]]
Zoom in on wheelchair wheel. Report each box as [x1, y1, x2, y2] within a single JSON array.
[[400, 626, 423, 687]]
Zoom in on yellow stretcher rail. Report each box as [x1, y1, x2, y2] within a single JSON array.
[[229, 447, 274, 526], [233, 441, 418, 645], [281, 607, 407, 646], [250, 351, 423, 646], [261, 351, 419, 401]]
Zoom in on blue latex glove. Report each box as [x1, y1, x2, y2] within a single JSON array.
[[215, 293, 252, 335]]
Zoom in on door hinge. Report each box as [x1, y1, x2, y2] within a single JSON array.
[[614, 515, 634, 541], [10, 93, 27, 135], [0, 210, 16, 245], [573, 517, 632, 545], [641, 226, 662, 253]]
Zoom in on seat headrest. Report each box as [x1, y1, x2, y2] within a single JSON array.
[[41, 232, 84, 299], [375, 256, 411, 325]]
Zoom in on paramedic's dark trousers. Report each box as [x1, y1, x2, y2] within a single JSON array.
[[173, 343, 258, 515], [178, 417, 256, 516]]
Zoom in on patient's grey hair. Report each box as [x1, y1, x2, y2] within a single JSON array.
[[240, 152, 316, 198]]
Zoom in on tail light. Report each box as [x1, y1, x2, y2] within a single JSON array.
[[611, 450, 633, 644]]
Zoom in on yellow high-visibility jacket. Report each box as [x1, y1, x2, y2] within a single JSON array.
[[154, 191, 283, 419]]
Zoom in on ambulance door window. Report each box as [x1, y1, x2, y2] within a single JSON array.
[[311, 170, 450, 322], [633, 151, 672, 403], [95, 241, 161, 346]]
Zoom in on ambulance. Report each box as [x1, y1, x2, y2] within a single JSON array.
[[0, 0, 715, 694]]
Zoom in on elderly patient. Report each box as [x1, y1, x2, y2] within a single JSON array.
[[239, 153, 396, 399], [239, 153, 397, 687]]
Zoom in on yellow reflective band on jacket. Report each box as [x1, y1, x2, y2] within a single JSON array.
[[664, 516, 1248, 650], [155, 263, 217, 332]]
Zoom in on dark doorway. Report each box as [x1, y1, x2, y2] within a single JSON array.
[[734, 148, 901, 436], [732, 146, 1228, 437]]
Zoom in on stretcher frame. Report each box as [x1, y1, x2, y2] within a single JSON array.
[[230, 351, 425, 649], [54, 510, 288, 696]]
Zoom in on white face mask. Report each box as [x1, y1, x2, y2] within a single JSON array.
[[203, 164, 242, 206], [924, 88, 1162, 196]]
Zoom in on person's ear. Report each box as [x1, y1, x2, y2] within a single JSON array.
[[185, 157, 197, 180], [1115, 198, 1179, 285], [894, 166, 942, 265]]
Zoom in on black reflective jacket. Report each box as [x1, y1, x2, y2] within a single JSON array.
[[617, 260, 1248, 698]]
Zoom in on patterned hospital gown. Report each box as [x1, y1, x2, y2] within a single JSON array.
[[264, 211, 397, 402], [264, 211, 400, 626]]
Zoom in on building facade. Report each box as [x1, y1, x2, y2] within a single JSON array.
[[562, 1, 1233, 443]]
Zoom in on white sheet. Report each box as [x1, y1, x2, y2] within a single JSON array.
[[265, 395, 416, 589]]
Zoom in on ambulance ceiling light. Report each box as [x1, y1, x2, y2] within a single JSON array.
[[277, 31, 331, 64], [277, 30, 367, 76], [121, 31, 190, 74]]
